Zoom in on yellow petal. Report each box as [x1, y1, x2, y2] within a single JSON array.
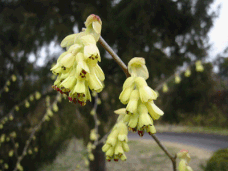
[[92, 21, 102, 34], [60, 34, 77, 48]]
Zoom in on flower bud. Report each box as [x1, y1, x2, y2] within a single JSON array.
[[15, 105, 19, 111], [175, 74, 181, 84], [11, 74, 17, 82], [9, 150, 14, 157], [128, 57, 149, 79], [35, 91, 41, 100], [6, 80, 10, 86], [25, 100, 30, 108], [163, 83, 168, 93], [29, 95, 34, 101], [88, 153, 94, 161], [185, 68, 191, 77]]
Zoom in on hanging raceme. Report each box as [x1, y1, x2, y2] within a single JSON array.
[[51, 14, 104, 106], [102, 57, 164, 162], [177, 149, 193, 171], [116, 58, 163, 137], [102, 121, 129, 162]]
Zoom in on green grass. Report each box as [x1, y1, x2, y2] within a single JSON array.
[[39, 138, 211, 171], [156, 124, 228, 136]]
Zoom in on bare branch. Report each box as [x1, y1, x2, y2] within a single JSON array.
[[13, 93, 61, 171], [98, 36, 130, 77]]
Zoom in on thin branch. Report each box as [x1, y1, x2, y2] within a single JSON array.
[[150, 134, 176, 170], [13, 93, 61, 171], [92, 94, 99, 146], [11, 137, 18, 159], [0, 88, 53, 128], [98, 36, 130, 77]]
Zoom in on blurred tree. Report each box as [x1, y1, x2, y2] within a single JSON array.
[[161, 63, 216, 123], [0, 0, 220, 170]]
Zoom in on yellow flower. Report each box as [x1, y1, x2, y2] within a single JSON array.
[[135, 77, 157, 103], [137, 103, 153, 132], [184, 68, 191, 77], [126, 89, 139, 114], [6, 80, 10, 86], [162, 83, 168, 93], [175, 74, 181, 84], [9, 150, 14, 157], [60, 33, 78, 48], [84, 14, 102, 35], [127, 112, 138, 129], [146, 100, 164, 120], [11, 74, 17, 82], [15, 105, 19, 111], [119, 83, 135, 104], [177, 149, 193, 171], [52, 103, 59, 112], [88, 153, 94, 161], [35, 91, 41, 100], [195, 61, 204, 72], [128, 57, 149, 79], [25, 100, 30, 108], [90, 129, 98, 141], [51, 15, 104, 106], [102, 122, 129, 162], [29, 95, 34, 101]]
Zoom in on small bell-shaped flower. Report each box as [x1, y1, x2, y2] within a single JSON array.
[[128, 57, 149, 79], [135, 77, 157, 103], [175, 74, 181, 84], [162, 83, 168, 93], [184, 68, 191, 77], [195, 60, 204, 72]]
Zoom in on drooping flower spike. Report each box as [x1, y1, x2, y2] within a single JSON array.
[[177, 149, 193, 171], [102, 121, 129, 162], [117, 57, 164, 137], [51, 14, 104, 106]]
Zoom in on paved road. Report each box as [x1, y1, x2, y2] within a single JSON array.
[[128, 132, 228, 152]]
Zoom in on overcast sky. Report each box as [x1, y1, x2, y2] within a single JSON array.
[[208, 0, 228, 61], [34, 0, 228, 66]]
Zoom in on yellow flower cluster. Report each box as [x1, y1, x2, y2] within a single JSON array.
[[102, 121, 129, 162], [177, 149, 193, 171], [115, 57, 164, 137], [51, 14, 104, 106]]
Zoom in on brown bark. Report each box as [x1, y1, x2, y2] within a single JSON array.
[[89, 143, 106, 171]]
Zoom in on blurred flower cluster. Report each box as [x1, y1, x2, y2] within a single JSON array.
[[177, 149, 193, 171], [51, 14, 104, 106]]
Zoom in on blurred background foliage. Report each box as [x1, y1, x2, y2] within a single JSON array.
[[0, 0, 227, 170]]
